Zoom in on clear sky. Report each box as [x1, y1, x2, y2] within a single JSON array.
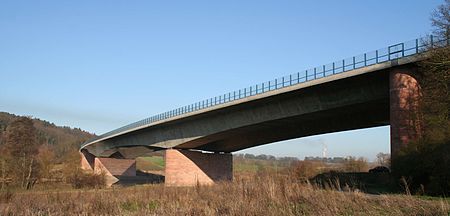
[[0, 0, 443, 161]]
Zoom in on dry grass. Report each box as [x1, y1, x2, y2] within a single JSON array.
[[0, 172, 449, 216]]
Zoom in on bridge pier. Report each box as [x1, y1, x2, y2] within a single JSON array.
[[390, 65, 422, 162], [164, 149, 232, 186], [80, 149, 95, 171], [80, 150, 136, 186]]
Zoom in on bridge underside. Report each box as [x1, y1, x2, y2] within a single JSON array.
[[177, 99, 389, 152]]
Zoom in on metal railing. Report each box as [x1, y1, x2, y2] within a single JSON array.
[[82, 35, 449, 147]]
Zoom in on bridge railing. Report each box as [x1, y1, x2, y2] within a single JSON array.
[[83, 35, 449, 146]]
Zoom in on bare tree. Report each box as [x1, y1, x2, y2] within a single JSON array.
[[376, 152, 390, 167], [431, 0, 450, 39], [2, 117, 40, 189]]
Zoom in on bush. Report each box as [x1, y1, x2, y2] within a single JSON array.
[[66, 169, 106, 189], [343, 157, 368, 172], [290, 161, 322, 181], [394, 139, 450, 195]]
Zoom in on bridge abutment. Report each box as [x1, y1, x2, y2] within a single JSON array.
[[390, 65, 422, 161], [164, 149, 232, 186]]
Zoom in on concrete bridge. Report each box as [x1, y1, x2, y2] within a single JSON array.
[[80, 36, 446, 186]]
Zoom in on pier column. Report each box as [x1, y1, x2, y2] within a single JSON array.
[[390, 65, 422, 161], [165, 149, 232, 186]]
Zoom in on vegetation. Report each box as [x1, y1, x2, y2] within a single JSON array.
[[0, 117, 40, 189], [0, 171, 448, 215], [0, 112, 94, 162], [66, 168, 106, 189], [393, 0, 450, 196], [0, 112, 95, 190], [136, 156, 165, 171]]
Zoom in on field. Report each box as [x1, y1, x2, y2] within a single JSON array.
[[1, 156, 449, 215], [1, 171, 449, 216]]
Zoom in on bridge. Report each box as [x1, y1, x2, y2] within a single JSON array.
[[80, 35, 447, 186]]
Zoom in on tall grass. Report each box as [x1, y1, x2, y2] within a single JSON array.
[[0, 171, 449, 215]]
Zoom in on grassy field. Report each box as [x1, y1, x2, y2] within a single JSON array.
[[1, 156, 448, 215], [1, 171, 449, 216], [136, 156, 165, 172]]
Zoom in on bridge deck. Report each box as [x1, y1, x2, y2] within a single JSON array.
[[81, 35, 446, 150]]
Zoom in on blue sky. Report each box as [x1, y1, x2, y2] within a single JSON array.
[[0, 0, 443, 160]]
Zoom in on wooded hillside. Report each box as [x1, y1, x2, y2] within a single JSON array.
[[0, 112, 95, 162]]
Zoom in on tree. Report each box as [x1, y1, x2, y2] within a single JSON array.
[[376, 152, 390, 167], [422, 0, 450, 145], [1, 117, 40, 189], [431, 0, 450, 39], [37, 145, 55, 181], [393, 0, 450, 195]]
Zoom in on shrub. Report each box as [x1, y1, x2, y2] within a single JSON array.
[[290, 160, 322, 181], [66, 169, 106, 189], [0, 190, 14, 203], [394, 139, 450, 195]]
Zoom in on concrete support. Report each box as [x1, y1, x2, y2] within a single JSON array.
[[94, 158, 136, 176], [80, 149, 95, 171], [94, 157, 136, 186], [390, 66, 422, 160], [165, 149, 232, 186], [80, 150, 136, 186]]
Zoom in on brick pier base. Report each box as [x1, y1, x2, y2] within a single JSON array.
[[390, 66, 422, 161], [80, 150, 136, 186], [165, 149, 233, 186]]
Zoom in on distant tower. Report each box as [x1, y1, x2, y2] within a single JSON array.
[[322, 143, 328, 159]]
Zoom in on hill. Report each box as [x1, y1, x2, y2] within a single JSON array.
[[0, 112, 95, 162]]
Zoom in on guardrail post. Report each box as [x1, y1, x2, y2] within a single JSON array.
[[364, 53, 367, 66], [401, 43, 404, 57], [289, 75, 292, 85], [332, 62, 335, 74], [376, 50, 378, 63], [388, 48, 391, 61], [352, 56, 356, 69], [323, 65, 326, 76], [314, 68, 316, 79], [342, 60, 345, 72], [416, 39, 419, 53]]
